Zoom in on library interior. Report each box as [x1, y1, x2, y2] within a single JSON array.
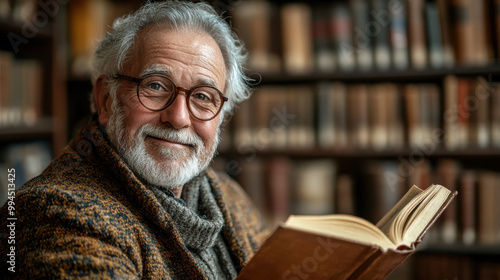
[[1, 0, 500, 279]]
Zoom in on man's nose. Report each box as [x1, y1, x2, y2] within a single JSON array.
[[159, 90, 191, 129]]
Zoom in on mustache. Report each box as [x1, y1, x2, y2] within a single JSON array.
[[137, 124, 204, 148]]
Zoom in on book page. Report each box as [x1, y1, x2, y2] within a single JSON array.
[[376, 185, 424, 235], [385, 185, 451, 245], [285, 214, 395, 250], [401, 187, 451, 244]]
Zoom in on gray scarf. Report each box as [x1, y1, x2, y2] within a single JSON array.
[[149, 173, 238, 279]]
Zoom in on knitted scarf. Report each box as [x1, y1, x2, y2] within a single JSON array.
[[149, 173, 238, 279]]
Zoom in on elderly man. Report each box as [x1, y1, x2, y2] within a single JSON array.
[[0, 1, 268, 279]]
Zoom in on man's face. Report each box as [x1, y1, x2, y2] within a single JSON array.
[[98, 26, 227, 189]]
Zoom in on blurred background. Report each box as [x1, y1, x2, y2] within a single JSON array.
[[1, 0, 500, 279]]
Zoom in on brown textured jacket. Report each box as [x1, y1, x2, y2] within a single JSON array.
[[0, 120, 268, 279]]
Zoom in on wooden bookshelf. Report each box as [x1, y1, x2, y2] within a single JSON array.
[[35, 0, 500, 279], [0, 1, 67, 154], [224, 1, 500, 279], [0, 118, 54, 140], [0, 0, 67, 203], [254, 64, 500, 84], [222, 147, 500, 159]]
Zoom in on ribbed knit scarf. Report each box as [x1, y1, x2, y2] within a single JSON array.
[[149, 173, 238, 279]]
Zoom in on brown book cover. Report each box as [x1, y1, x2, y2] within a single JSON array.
[[435, 160, 460, 244], [443, 75, 460, 150], [459, 170, 476, 245], [291, 160, 336, 215], [230, 0, 280, 72], [368, 84, 389, 150], [435, 0, 455, 66], [265, 157, 292, 226], [237, 185, 457, 280], [280, 3, 314, 73], [450, 0, 476, 65], [407, 0, 427, 68], [347, 84, 369, 148], [495, 0, 500, 59], [476, 171, 500, 245], [492, 84, 500, 148]]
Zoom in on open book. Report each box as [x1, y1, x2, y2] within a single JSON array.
[[237, 184, 457, 280]]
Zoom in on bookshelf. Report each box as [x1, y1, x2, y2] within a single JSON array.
[[222, 0, 500, 279], [0, 0, 67, 204], [25, 0, 500, 279]]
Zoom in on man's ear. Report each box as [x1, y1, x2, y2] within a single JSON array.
[[95, 75, 112, 125]]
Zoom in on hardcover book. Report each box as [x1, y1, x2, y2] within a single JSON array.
[[237, 184, 457, 280]]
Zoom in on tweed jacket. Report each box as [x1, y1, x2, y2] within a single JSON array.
[[0, 119, 269, 279]]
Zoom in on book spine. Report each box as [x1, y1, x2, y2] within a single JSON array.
[[407, 0, 428, 68], [330, 2, 356, 70], [450, 0, 476, 65], [281, 3, 314, 73], [435, 0, 456, 66], [312, 5, 336, 71], [370, 0, 391, 70], [389, 0, 408, 69], [459, 170, 476, 245], [350, 0, 373, 70], [425, 2, 445, 68]]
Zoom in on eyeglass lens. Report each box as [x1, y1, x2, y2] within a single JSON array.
[[138, 75, 223, 120]]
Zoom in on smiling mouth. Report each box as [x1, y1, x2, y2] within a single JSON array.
[[147, 135, 193, 148]]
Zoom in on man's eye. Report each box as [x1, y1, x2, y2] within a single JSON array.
[[149, 83, 163, 91], [194, 92, 211, 101]]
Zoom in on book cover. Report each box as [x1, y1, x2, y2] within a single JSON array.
[[329, 2, 355, 70], [370, 0, 391, 70], [425, 2, 445, 68], [389, 0, 409, 69], [312, 4, 336, 71], [407, 0, 427, 69], [435, 0, 455, 66], [281, 3, 314, 73], [350, 0, 373, 70], [450, 0, 476, 65]]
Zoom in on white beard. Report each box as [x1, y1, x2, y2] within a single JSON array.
[[106, 99, 220, 189]]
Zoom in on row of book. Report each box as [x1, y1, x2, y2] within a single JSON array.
[[407, 159, 500, 247], [226, 75, 500, 152], [212, 157, 343, 227], [212, 156, 500, 247], [0, 51, 44, 127], [0, 141, 52, 206], [231, 0, 498, 73]]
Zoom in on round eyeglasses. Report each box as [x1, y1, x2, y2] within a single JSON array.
[[113, 74, 228, 121]]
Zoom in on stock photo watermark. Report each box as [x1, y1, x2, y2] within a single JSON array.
[[282, 236, 340, 280], [5, 168, 17, 273], [7, 0, 69, 53]]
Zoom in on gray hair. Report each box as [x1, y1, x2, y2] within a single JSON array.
[[91, 0, 253, 120]]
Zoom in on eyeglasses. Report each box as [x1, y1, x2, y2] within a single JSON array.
[[113, 73, 228, 121]]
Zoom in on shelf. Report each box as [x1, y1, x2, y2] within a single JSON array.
[[0, 17, 53, 54], [220, 147, 500, 159], [251, 64, 500, 84], [0, 118, 54, 140], [420, 244, 500, 257], [0, 17, 52, 38]]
